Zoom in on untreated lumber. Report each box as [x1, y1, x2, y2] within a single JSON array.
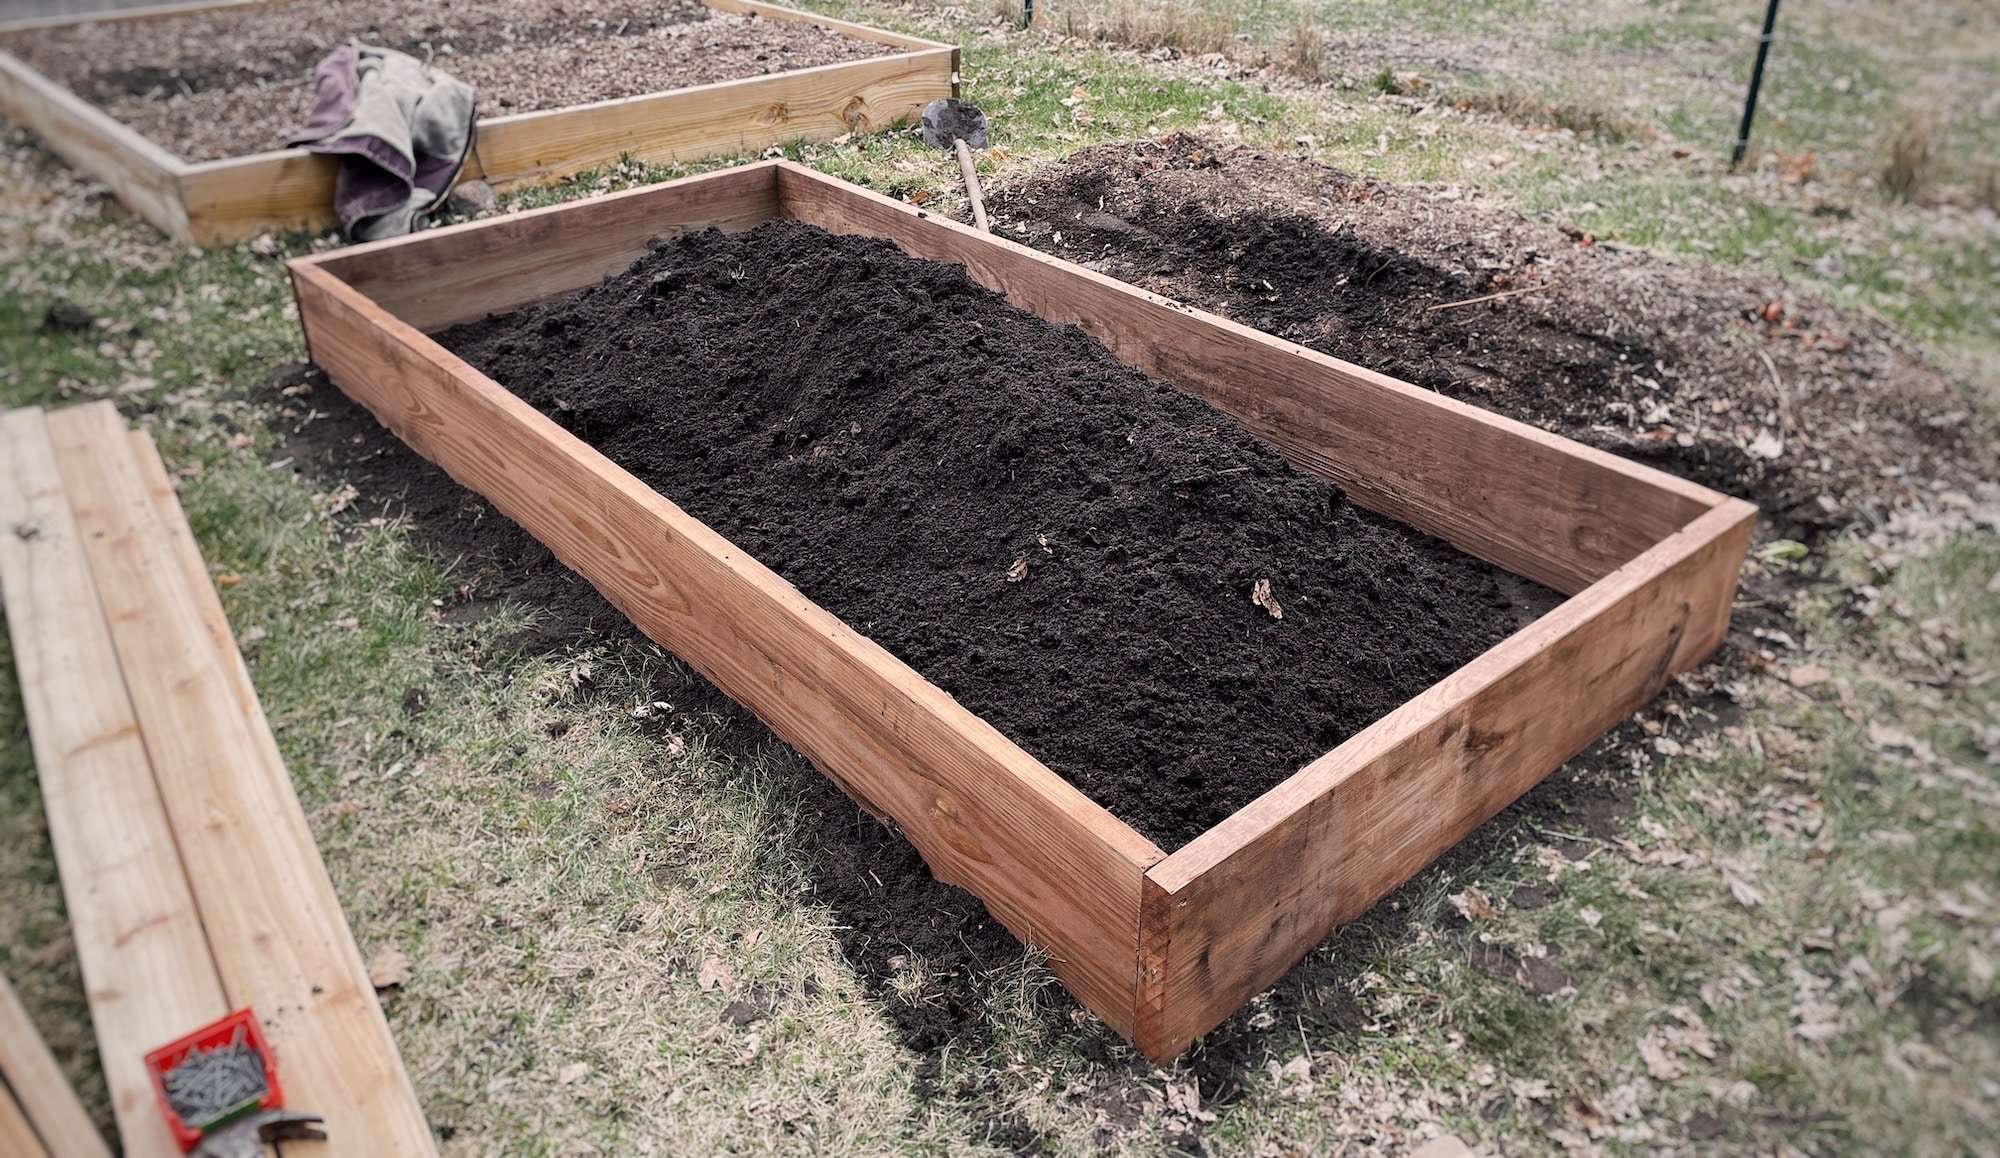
[[0, 54, 189, 239], [0, 407, 225, 1157], [0, 1085, 45, 1158], [0, 972, 110, 1158], [44, 403, 436, 1156]]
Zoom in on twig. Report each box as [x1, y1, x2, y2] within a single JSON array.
[[1426, 280, 1558, 312], [1755, 347, 1792, 437]]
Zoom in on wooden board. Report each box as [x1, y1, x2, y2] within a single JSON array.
[[0, 1084, 47, 1158], [1135, 498, 1755, 1057], [0, 972, 110, 1158], [0, 407, 225, 1157], [776, 163, 1720, 596], [0, 53, 190, 239], [287, 161, 1756, 1058], [316, 160, 783, 333], [289, 260, 1165, 1034], [44, 404, 436, 1156]]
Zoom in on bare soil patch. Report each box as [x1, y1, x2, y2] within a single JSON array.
[[985, 135, 1993, 540], [430, 219, 1555, 849], [3, 0, 891, 161]]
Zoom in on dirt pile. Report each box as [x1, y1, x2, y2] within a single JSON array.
[[433, 220, 1555, 848], [984, 134, 1991, 538]]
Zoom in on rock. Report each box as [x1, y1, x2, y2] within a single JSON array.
[[446, 179, 498, 215], [41, 300, 96, 333]]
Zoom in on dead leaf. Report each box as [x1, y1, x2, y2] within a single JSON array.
[[558, 1061, 589, 1085], [697, 956, 734, 992], [1251, 577, 1283, 620], [215, 572, 243, 588], [1450, 887, 1499, 922], [1163, 1077, 1218, 1122], [1725, 872, 1765, 908], [367, 945, 410, 991], [1578, 906, 1603, 928], [1005, 557, 1029, 583], [1746, 430, 1784, 460], [1787, 663, 1832, 688], [1640, 1027, 1686, 1081]]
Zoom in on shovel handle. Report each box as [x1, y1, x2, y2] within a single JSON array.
[[954, 138, 989, 232]]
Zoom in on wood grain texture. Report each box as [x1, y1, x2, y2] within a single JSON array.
[[290, 262, 1164, 1034], [0, 971, 111, 1158], [703, 0, 954, 52], [0, 0, 267, 34], [1136, 498, 1755, 1058], [45, 403, 436, 1157], [0, 407, 223, 1158], [0, 1084, 47, 1158], [0, 53, 190, 240], [310, 160, 782, 332], [776, 162, 1722, 596]]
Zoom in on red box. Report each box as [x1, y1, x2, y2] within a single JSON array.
[[142, 1008, 283, 1151]]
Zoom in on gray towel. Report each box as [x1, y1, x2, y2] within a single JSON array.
[[289, 42, 477, 241]]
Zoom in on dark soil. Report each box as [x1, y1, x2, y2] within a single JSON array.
[[3, 0, 890, 161], [432, 220, 1554, 849], [984, 135, 1994, 540]]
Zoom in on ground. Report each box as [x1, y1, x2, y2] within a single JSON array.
[[1, 1, 1995, 1154]]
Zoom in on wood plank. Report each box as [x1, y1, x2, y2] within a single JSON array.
[[468, 49, 951, 193], [0, 407, 224, 1158], [1135, 498, 1755, 1058], [173, 47, 948, 246], [0, 1083, 47, 1158], [289, 262, 1164, 1035], [0, 53, 190, 240], [776, 162, 1723, 596], [704, 0, 955, 53], [0, 0, 269, 34], [310, 160, 783, 333], [0, 972, 110, 1158], [44, 404, 436, 1157]]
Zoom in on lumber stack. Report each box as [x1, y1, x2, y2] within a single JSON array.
[[0, 971, 110, 1157], [0, 403, 434, 1156]]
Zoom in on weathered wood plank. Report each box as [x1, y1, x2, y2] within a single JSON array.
[[0, 407, 224, 1158], [290, 262, 1164, 1034], [310, 160, 783, 332], [0, 53, 189, 240], [0, 1084, 46, 1158], [45, 403, 436, 1157], [704, 0, 954, 53], [776, 162, 1722, 596], [1135, 498, 1755, 1058], [0, 971, 111, 1158]]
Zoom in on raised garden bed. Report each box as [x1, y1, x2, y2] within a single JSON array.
[[0, 0, 953, 244], [287, 160, 1756, 1060]]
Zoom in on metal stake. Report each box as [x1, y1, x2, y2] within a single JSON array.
[[1730, 0, 1782, 168]]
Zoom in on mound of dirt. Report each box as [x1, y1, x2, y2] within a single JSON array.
[[984, 134, 1991, 538], [434, 220, 1556, 849]]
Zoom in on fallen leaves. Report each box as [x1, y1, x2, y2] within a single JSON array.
[[1786, 662, 1833, 688], [1005, 557, 1029, 583], [367, 945, 411, 992], [1450, 887, 1499, 922], [696, 956, 734, 993], [1251, 577, 1283, 619]]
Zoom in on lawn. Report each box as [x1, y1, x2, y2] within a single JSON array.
[[1, 1, 1994, 1153]]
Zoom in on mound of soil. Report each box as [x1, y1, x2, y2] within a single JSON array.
[[984, 135, 1991, 539], [3, 0, 889, 162], [434, 220, 1556, 849]]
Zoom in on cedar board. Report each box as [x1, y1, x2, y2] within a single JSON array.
[[288, 160, 1756, 1061], [0, 0, 955, 245]]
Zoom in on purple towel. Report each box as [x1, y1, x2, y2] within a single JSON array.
[[290, 42, 477, 240]]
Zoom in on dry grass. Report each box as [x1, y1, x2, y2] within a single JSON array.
[[1449, 82, 1655, 144], [1279, 19, 1326, 83], [1055, 0, 1232, 57], [1882, 107, 1936, 203]]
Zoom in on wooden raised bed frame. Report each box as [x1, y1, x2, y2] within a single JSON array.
[[0, 0, 954, 245], [288, 160, 1756, 1061]]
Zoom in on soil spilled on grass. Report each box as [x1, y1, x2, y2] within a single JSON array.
[[985, 134, 1992, 539], [432, 220, 1556, 850]]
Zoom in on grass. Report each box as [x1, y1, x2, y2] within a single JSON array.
[[2, 0, 1996, 1152]]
